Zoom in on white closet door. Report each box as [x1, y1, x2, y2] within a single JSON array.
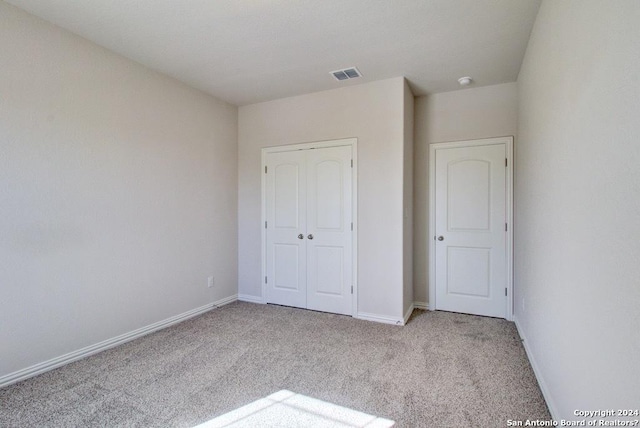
[[434, 143, 507, 318], [306, 146, 352, 315], [265, 150, 307, 309], [265, 145, 353, 315]]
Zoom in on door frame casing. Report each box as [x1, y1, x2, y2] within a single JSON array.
[[428, 136, 514, 320], [261, 138, 358, 317]]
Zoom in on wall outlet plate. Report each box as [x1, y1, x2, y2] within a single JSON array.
[[208, 276, 214, 288]]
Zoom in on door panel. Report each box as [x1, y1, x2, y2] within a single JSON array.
[[306, 146, 352, 315], [447, 247, 491, 297], [314, 246, 344, 295], [274, 163, 301, 229], [448, 160, 491, 231], [314, 160, 343, 230], [265, 145, 352, 316], [273, 244, 301, 290], [266, 151, 306, 309], [435, 144, 506, 318]]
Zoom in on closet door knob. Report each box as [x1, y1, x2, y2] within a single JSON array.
[[307, 234, 314, 240], [298, 234, 304, 239], [437, 236, 444, 241]]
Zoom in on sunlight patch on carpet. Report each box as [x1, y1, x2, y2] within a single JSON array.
[[194, 390, 395, 427]]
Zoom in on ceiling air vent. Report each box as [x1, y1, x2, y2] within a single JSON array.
[[330, 67, 362, 81]]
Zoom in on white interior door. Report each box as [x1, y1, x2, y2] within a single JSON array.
[[306, 146, 352, 315], [265, 145, 353, 316], [265, 150, 307, 309], [434, 142, 507, 318]]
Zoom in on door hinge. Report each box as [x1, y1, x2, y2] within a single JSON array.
[[351, 159, 353, 168], [265, 166, 267, 173], [351, 285, 353, 294], [265, 221, 267, 229], [351, 222, 353, 231], [505, 158, 508, 167], [505, 223, 508, 232], [505, 288, 507, 296], [265, 276, 268, 284]]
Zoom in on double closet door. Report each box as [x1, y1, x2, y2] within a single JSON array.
[[264, 144, 353, 316]]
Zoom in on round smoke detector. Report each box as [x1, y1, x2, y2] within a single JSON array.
[[458, 76, 473, 86]]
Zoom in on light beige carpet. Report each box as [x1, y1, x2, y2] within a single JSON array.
[[0, 302, 550, 427]]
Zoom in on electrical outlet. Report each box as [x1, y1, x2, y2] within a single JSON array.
[[207, 276, 214, 288]]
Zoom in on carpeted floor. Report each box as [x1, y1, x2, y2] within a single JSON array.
[[0, 302, 550, 427]]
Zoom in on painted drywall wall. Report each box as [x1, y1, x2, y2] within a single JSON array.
[[413, 83, 518, 305], [238, 78, 407, 321], [516, 0, 640, 418], [402, 80, 414, 317], [0, 3, 238, 378]]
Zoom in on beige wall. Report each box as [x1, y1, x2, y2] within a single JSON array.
[[413, 83, 518, 305], [238, 78, 407, 321], [516, 0, 640, 417], [0, 3, 238, 379]]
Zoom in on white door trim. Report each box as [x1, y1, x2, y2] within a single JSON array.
[[428, 136, 514, 320], [261, 138, 358, 317]]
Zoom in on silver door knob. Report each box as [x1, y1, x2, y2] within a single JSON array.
[[307, 234, 314, 240], [437, 236, 444, 241], [298, 234, 304, 239]]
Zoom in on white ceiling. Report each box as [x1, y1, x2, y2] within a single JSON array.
[[6, 0, 541, 106]]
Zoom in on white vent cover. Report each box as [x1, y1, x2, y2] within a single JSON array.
[[330, 67, 362, 81]]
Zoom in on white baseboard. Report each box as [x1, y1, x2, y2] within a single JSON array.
[[513, 315, 558, 420], [356, 312, 404, 326], [403, 304, 415, 325], [215, 294, 239, 307], [237, 294, 265, 304], [413, 301, 429, 310], [0, 295, 238, 388]]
